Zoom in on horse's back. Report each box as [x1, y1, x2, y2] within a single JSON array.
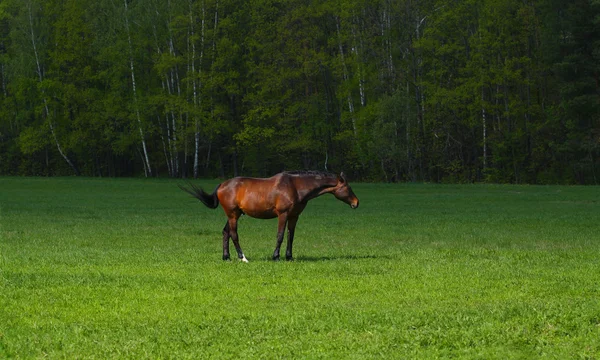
[[219, 174, 283, 192], [217, 173, 296, 218]]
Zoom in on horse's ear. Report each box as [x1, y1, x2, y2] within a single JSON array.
[[339, 172, 347, 183]]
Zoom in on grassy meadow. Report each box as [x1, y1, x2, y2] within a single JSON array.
[[1, 177, 599, 358]]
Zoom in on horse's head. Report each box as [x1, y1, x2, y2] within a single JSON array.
[[333, 172, 359, 209]]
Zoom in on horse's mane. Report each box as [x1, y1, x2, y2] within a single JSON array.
[[283, 170, 336, 178]]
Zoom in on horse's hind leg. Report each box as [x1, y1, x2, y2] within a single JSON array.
[[228, 216, 248, 263], [222, 222, 231, 261]]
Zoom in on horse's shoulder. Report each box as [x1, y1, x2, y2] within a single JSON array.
[[273, 172, 294, 185]]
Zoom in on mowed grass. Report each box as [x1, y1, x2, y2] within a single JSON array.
[[1, 177, 599, 359]]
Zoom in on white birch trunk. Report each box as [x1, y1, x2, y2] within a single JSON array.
[[172, 69, 180, 177], [159, 115, 172, 176], [204, 0, 219, 171], [153, 20, 175, 177], [28, 2, 78, 175], [380, 9, 391, 80], [406, 80, 412, 178], [124, 0, 152, 177], [382, 5, 394, 84], [166, 0, 180, 177], [335, 16, 356, 136], [482, 87, 487, 171], [164, 76, 174, 176], [351, 20, 366, 107], [192, 0, 206, 179]]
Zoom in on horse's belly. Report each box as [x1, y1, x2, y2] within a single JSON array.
[[239, 198, 278, 218], [237, 187, 290, 219], [242, 207, 277, 219]]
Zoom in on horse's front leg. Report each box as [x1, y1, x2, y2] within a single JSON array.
[[285, 216, 298, 261], [272, 214, 288, 261]]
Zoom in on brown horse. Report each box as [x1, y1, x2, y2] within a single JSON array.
[[180, 170, 359, 262]]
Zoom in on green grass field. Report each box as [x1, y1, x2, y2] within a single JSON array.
[[1, 177, 599, 359]]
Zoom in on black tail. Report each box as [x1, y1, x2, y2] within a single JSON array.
[[179, 182, 220, 209]]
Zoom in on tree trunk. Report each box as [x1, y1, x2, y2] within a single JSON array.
[[1, 62, 6, 98], [28, 2, 79, 176], [482, 87, 487, 174], [336, 16, 356, 136], [191, 0, 206, 179], [351, 18, 366, 107], [124, 0, 152, 177]]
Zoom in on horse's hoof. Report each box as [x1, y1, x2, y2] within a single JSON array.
[[272, 255, 280, 261], [285, 256, 294, 261], [223, 255, 231, 261]]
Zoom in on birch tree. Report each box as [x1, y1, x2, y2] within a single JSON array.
[[190, 0, 206, 178], [124, 0, 152, 177], [27, 0, 79, 175]]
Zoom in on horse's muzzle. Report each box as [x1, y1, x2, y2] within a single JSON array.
[[350, 200, 359, 209]]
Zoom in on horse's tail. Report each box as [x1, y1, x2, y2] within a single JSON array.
[[179, 182, 220, 209]]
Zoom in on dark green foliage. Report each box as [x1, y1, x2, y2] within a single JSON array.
[[0, 0, 598, 183]]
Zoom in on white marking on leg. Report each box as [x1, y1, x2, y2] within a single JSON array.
[[241, 255, 249, 263]]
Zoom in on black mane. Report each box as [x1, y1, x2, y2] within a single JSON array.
[[283, 170, 336, 178]]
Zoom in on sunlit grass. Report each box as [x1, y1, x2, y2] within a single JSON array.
[[1, 177, 599, 358]]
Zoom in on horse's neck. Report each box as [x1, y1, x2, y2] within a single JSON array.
[[297, 176, 337, 203]]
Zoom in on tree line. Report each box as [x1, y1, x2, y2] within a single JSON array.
[[0, 0, 598, 183]]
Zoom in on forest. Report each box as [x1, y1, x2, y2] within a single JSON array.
[[0, 0, 598, 183]]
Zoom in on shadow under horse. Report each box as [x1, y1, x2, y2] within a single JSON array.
[[180, 170, 359, 262]]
